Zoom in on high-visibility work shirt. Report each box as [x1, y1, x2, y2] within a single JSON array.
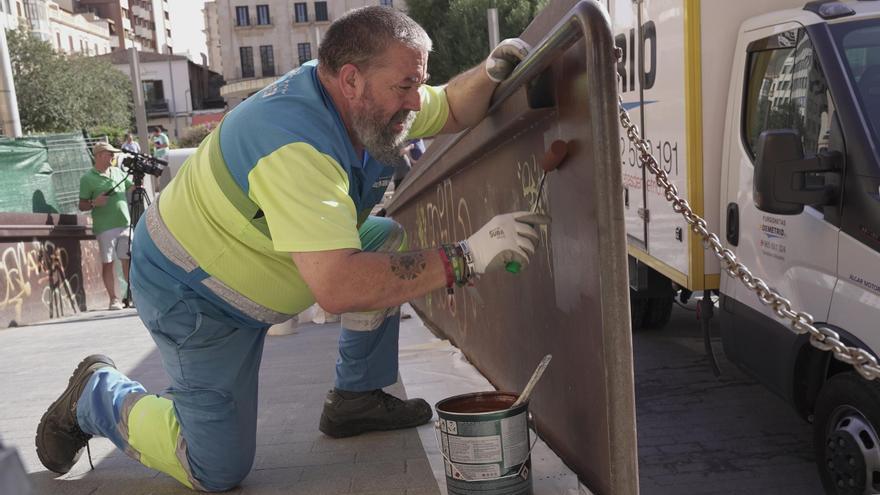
[[154, 61, 449, 322], [80, 166, 133, 235]]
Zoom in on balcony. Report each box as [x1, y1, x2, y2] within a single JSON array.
[[132, 5, 149, 19], [145, 99, 169, 117], [135, 25, 153, 40], [235, 16, 273, 29]]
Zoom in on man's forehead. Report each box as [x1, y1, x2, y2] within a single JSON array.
[[376, 43, 427, 79]]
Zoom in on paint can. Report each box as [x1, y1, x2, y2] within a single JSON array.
[[435, 391, 534, 495]]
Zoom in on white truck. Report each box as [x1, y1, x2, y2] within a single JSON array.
[[613, 0, 880, 491]]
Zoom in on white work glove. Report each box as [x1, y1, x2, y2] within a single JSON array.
[[485, 38, 531, 83], [460, 212, 550, 275]]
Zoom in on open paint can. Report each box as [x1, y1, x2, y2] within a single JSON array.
[[435, 391, 534, 495]]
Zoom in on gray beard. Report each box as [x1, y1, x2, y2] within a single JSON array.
[[352, 107, 415, 167]]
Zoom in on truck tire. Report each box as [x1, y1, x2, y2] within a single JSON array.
[[642, 291, 674, 329], [813, 372, 880, 494]]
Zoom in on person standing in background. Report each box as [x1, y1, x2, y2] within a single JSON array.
[[151, 127, 169, 160], [78, 142, 133, 310], [121, 133, 140, 154]]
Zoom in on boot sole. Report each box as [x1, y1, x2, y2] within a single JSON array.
[[36, 354, 116, 474], [318, 411, 432, 438]]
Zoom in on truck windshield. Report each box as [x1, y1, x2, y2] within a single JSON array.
[[831, 19, 880, 146]]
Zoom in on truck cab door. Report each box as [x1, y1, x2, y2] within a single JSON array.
[[721, 25, 841, 398]]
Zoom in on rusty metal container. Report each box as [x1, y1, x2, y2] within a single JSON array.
[[388, 1, 638, 493]]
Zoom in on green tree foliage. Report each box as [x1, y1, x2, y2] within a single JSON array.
[[7, 28, 132, 133], [88, 125, 131, 147], [407, 0, 546, 84]]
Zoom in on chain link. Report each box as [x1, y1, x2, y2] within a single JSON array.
[[613, 58, 880, 380]]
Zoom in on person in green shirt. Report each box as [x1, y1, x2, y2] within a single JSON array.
[[79, 142, 134, 310], [151, 126, 169, 160]]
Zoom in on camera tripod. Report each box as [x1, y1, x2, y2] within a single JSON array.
[[122, 172, 151, 308]]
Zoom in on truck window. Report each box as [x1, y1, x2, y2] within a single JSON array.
[[831, 20, 880, 147], [743, 29, 836, 164]]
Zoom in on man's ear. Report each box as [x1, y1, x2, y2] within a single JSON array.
[[338, 64, 363, 100]]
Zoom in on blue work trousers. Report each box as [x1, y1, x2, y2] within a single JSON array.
[[75, 215, 406, 491]]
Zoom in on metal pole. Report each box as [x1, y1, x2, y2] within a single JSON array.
[[128, 45, 154, 196], [128, 46, 148, 152], [0, 28, 22, 137], [487, 8, 500, 51], [167, 47, 178, 140]]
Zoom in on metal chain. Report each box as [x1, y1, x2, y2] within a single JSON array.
[[613, 50, 880, 380]]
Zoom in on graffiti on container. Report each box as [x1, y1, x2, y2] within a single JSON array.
[[0, 240, 81, 323], [515, 154, 553, 273], [414, 179, 478, 334]]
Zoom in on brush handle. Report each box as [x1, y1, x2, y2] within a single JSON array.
[[512, 354, 552, 408]]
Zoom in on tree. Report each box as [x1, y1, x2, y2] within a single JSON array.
[[407, 0, 547, 84], [7, 28, 132, 133]]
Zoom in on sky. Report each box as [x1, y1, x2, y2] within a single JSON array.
[[169, 0, 208, 63]]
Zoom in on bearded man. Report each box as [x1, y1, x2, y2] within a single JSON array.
[[35, 6, 547, 491]]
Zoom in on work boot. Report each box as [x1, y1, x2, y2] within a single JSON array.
[[36, 354, 116, 474], [319, 388, 432, 438]]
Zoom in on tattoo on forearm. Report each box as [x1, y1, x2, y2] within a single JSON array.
[[390, 253, 426, 281]]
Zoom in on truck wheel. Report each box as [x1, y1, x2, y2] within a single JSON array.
[[642, 291, 674, 329], [813, 372, 880, 494]]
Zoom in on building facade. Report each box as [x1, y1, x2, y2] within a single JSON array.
[[100, 50, 225, 140], [203, 0, 222, 75], [208, 0, 407, 107], [48, 1, 111, 55], [68, 0, 171, 52], [0, 1, 111, 56]]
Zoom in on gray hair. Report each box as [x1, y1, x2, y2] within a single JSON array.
[[318, 6, 432, 75]]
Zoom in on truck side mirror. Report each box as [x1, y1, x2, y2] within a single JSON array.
[[753, 129, 841, 215]]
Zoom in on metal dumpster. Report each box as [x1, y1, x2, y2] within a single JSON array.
[[387, 1, 638, 493]]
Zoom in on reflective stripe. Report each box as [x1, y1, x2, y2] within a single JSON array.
[[117, 391, 148, 462], [126, 394, 205, 491], [201, 276, 291, 325], [206, 128, 271, 239], [146, 205, 198, 272], [145, 205, 293, 325], [341, 306, 399, 332]]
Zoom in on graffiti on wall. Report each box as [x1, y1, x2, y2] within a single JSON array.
[[413, 179, 478, 334], [0, 239, 87, 324], [515, 153, 553, 271], [409, 153, 555, 335]]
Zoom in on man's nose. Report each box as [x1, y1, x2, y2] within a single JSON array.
[[404, 88, 421, 112]]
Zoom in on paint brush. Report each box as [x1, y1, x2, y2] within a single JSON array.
[[511, 354, 552, 408]]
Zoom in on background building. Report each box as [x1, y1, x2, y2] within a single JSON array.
[[0, 1, 112, 55], [203, 0, 221, 75], [208, 0, 407, 107], [98, 49, 225, 140], [47, 1, 111, 55], [63, 0, 171, 52]]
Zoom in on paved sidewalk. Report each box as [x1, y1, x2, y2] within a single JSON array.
[[0, 308, 441, 495], [1, 306, 580, 495]]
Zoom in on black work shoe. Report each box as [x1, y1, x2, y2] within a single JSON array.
[[319, 388, 432, 438], [36, 354, 116, 474]]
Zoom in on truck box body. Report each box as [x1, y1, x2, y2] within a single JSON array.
[[612, 0, 806, 291]]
